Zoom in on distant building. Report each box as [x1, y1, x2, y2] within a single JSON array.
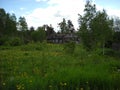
[[44, 24, 80, 44], [47, 33, 80, 44], [112, 43, 120, 51]]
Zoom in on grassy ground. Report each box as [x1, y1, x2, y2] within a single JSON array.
[[0, 43, 120, 90]]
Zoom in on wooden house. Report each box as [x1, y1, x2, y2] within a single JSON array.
[[47, 33, 80, 44]]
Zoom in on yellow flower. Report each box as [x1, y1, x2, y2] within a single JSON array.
[[29, 80, 32, 83]]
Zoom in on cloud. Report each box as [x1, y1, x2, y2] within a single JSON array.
[[36, 0, 41, 2], [96, 5, 120, 18], [10, 10, 15, 13], [20, 7, 25, 10], [106, 8, 120, 18], [25, 0, 85, 31], [24, 0, 120, 31], [35, 0, 48, 2]]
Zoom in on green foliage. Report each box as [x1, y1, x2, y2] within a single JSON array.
[[113, 31, 120, 43], [0, 37, 23, 46], [63, 41, 76, 54], [5, 13, 17, 36], [90, 10, 113, 47], [114, 17, 120, 32], [18, 16, 28, 31], [20, 42, 47, 51], [74, 44, 88, 60], [78, 1, 113, 51], [31, 27, 46, 42], [78, 1, 96, 50], [58, 18, 67, 33], [0, 44, 120, 90], [104, 48, 120, 58], [0, 8, 17, 37], [58, 18, 75, 34], [0, 8, 7, 36], [0, 37, 22, 46], [0, 36, 8, 45], [9, 37, 23, 46]]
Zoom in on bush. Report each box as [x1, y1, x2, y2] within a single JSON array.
[[0, 36, 8, 45], [104, 48, 115, 56], [63, 41, 76, 54], [9, 37, 23, 46], [0, 37, 23, 46]]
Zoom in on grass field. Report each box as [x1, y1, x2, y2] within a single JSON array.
[[0, 43, 120, 90]]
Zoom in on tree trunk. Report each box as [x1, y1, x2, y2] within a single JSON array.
[[102, 42, 105, 55]]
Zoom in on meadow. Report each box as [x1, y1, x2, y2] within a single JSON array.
[[0, 43, 120, 90]]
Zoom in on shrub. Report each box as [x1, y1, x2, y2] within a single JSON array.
[[63, 41, 76, 54], [0, 36, 8, 45], [104, 48, 115, 56], [9, 37, 23, 46]]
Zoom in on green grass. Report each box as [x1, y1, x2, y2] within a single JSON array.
[[0, 43, 120, 90]]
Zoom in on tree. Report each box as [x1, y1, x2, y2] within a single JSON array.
[[29, 26, 35, 32], [18, 16, 28, 31], [37, 26, 46, 42], [45, 24, 55, 37], [78, 1, 113, 54], [113, 17, 120, 43], [31, 26, 46, 42], [18, 16, 28, 42], [67, 20, 75, 33], [58, 18, 67, 33], [113, 32, 120, 43], [5, 13, 17, 36], [114, 17, 120, 32], [78, 0, 96, 50], [58, 18, 75, 34], [90, 10, 113, 54], [0, 8, 6, 37]]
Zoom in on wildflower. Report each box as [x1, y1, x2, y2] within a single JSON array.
[[64, 82, 67, 86], [29, 80, 32, 83], [3, 83, 5, 85], [16, 84, 24, 90], [80, 87, 84, 90], [16, 84, 21, 90], [86, 81, 88, 84], [49, 85, 52, 88], [60, 82, 67, 86]]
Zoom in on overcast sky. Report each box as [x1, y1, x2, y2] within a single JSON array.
[[0, 0, 120, 31]]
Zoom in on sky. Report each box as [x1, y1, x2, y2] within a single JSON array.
[[0, 0, 120, 31]]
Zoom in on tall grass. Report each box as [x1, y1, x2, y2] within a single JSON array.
[[0, 43, 120, 90]]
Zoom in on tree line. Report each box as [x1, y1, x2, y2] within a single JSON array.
[[0, 1, 120, 51], [0, 8, 76, 46], [0, 8, 54, 45], [78, 1, 120, 53]]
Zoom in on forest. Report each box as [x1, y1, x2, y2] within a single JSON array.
[[0, 1, 120, 50], [0, 1, 120, 90]]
